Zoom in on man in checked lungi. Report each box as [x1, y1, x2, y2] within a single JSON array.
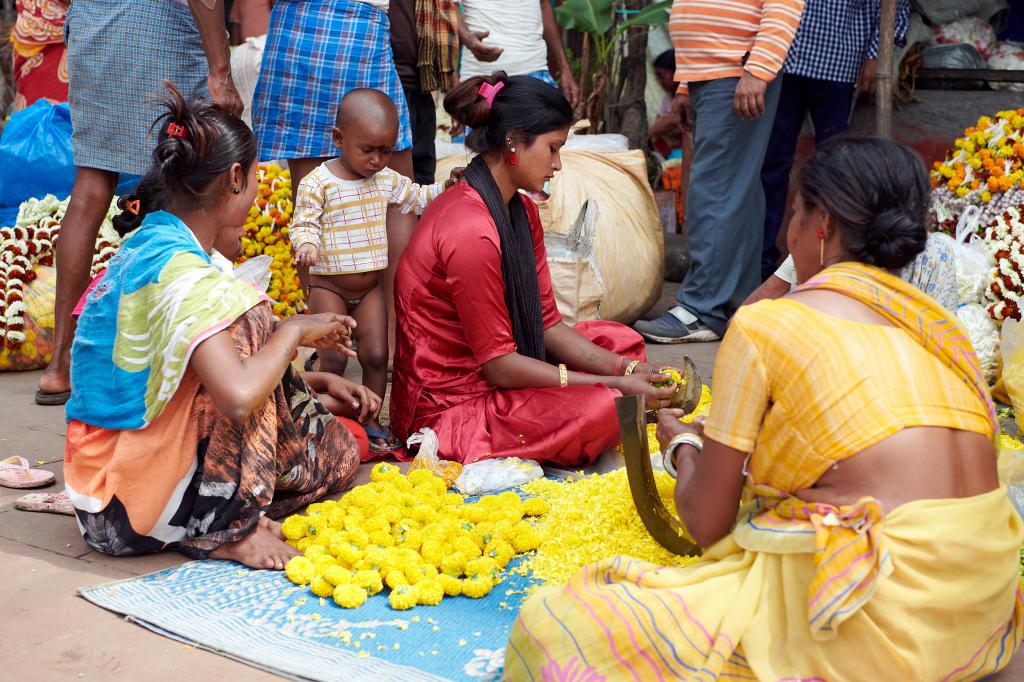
[[36, 0, 243, 405]]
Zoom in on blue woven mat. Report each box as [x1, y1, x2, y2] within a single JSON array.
[[79, 558, 536, 681]]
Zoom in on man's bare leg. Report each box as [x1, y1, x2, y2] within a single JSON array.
[[38, 167, 119, 399]]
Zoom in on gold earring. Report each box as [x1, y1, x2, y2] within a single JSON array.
[[817, 228, 826, 266]]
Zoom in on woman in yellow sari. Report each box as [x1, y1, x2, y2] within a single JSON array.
[[506, 137, 1024, 681]]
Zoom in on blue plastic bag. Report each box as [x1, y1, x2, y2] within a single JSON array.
[[0, 100, 139, 208]]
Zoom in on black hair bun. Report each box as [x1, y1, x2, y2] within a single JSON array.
[[443, 71, 509, 130], [855, 208, 927, 270], [112, 194, 145, 237]]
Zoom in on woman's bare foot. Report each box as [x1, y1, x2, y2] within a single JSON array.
[[210, 522, 299, 570], [259, 515, 285, 540]]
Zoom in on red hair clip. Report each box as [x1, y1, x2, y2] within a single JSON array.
[[166, 122, 187, 138], [124, 199, 140, 216]]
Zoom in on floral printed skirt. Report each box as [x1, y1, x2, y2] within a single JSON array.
[[64, 305, 360, 558]]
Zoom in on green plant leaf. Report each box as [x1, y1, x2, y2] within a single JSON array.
[[618, 1, 672, 30], [555, 0, 615, 35]]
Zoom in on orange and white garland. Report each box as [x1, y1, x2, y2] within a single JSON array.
[[0, 195, 120, 346], [237, 164, 303, 317]]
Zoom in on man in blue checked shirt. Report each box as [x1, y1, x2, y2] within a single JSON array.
[[759, 0, 909, 281]]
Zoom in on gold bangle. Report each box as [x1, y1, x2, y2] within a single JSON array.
[[624, 360, 641, 376], [558, 363, 568, 388]]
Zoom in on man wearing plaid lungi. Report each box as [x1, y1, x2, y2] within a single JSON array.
[[37, 0, 242, 405]]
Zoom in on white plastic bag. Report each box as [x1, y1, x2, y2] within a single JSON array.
[[407, 427, 462, 486], [935, 205, 993, 304], [998, 445, 1024, 519], [454, 457, 544, 496], [933, 17, 998, 58], [230, 34, 267, 129], [987, 42, 1024, 92], [564, 133, 629, 153], [957, 303, 1000, 384], [234, 254, 274, 292]]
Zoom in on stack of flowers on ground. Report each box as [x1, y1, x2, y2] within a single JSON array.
[[512, 468, 700, 591], [930, 109, 1024, 233], [282, 464, 546, 609], [237, 163, 302, 317]]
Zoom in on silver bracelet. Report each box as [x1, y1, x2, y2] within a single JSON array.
[[661, 433, 704, 478]]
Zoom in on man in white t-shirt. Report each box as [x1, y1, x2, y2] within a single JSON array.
[[456, 0, 579, 104]]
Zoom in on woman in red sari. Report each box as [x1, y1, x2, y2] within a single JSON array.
[[391, 72, 677, 466]]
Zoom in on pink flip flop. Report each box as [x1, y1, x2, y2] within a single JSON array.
[[15, 490, 75, 515], [0, 456, 56, 489]]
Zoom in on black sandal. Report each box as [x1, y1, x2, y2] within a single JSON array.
[[34, 389, 71, 406], [366, 425, 403, 453]]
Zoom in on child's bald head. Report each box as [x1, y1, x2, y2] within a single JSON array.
[[335, 88, 400, 139], [331, 89, 401, 178]]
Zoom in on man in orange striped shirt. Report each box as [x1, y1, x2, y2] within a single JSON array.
[[635, 0, 804, 343]]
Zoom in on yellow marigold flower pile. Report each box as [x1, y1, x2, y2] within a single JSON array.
[[282, 464, 547, 609], [236, 164, 302, 317], [1000, 434, 1024, 451], [513, 468, 700, 590], [516, 386, 712, 588]]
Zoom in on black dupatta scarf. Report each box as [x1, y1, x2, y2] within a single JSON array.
[[463, 155, 546, 361]]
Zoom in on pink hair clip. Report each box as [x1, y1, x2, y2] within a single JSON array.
[[478, 81, 505, 109]]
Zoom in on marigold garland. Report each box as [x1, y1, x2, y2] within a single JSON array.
[[236, 164, 302, 318], [0, 194, 120, 347], [930, 109, 1024, 234], [932, 109, 1024, 200]]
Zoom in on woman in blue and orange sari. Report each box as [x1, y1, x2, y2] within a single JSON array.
[[507, 137, 1024, 680], [64, 91, 372, 570]]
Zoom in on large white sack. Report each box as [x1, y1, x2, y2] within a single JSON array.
[[435, 147, 663, 324]]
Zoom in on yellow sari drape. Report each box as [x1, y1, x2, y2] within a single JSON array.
[[505, 263, 1023, 682]]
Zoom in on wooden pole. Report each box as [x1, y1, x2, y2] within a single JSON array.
[[876, 0, 896, 137]]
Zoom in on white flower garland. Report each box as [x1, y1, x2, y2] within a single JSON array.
[[0, 195, 122, 347], [983, 205, 1024, 321]]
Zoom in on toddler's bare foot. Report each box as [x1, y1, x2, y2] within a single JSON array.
[[210, 522, 299, 570]]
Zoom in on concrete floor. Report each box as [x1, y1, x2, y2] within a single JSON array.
[[1, 281, 1019, 680]]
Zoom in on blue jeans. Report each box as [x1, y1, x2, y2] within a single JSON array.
[[675, 76, 782, 336], [760, 75, 854, 280]]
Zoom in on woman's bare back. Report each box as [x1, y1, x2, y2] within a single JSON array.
[[787, 288, 1000, 510]]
